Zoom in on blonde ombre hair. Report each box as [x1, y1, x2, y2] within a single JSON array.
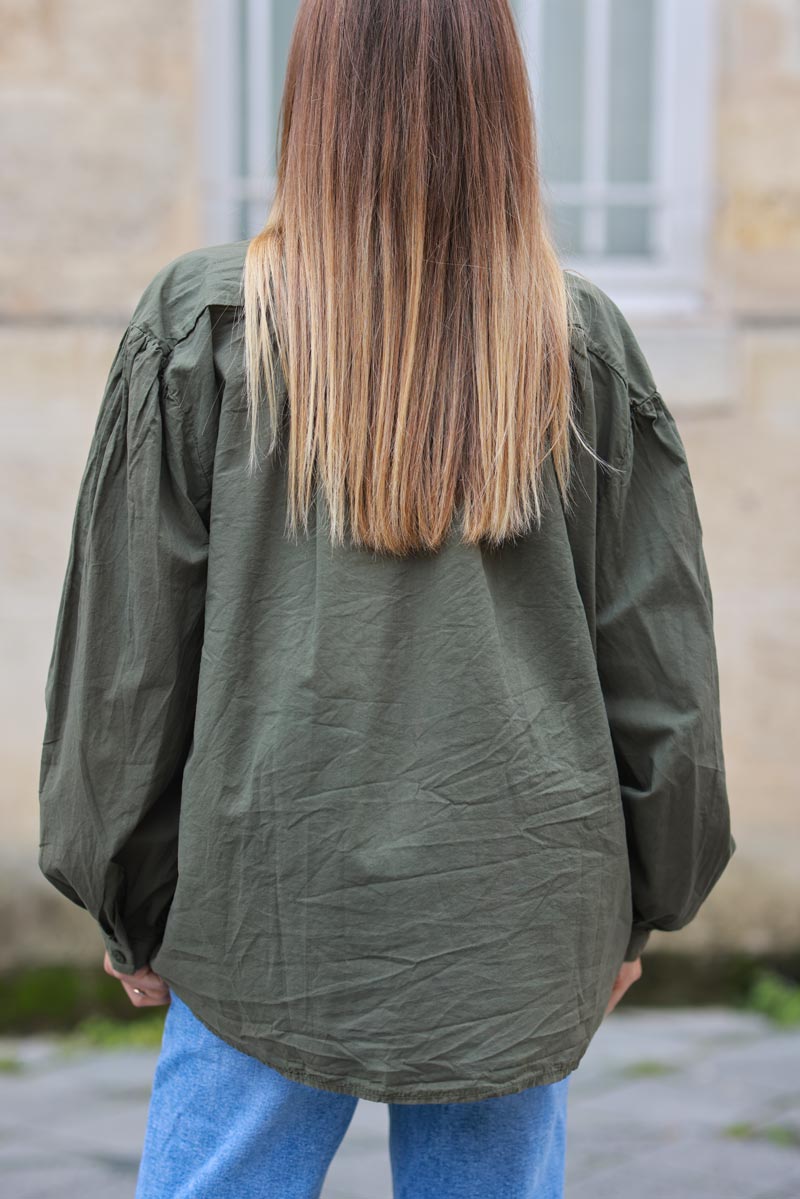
[[244, 0, 584, 557]]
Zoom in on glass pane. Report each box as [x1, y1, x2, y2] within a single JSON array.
[[237, 0, 250, 238], [271, 0, 302, 174], [608, 0, 655, 183], [606, 205, 652, 255], [549, 203, 585, 257], [539, 0, 586, 184], [234, 0, 301, 238]]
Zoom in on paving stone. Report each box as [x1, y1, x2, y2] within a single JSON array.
[[323, 1146, 392, 1198], [0, 1159, 135, 1199], [567, 1132, 800, 1199], [322, 1100, 392, 1198], [0, 1011, 798, 1199]]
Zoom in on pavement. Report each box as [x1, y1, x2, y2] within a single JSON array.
[[0, 1007, 799, 1198]]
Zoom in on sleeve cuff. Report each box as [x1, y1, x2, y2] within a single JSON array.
[[101, 931, 144, 975], [624, 925, 651, 961]]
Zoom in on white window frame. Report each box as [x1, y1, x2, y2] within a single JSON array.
[[517, 0, 719, 315], [197, 0, 277, 246], [199, 1, 718, 318]]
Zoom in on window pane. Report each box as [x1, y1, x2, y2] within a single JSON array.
[[539, 0, 587, 184], [549, 203, 585, 257], [237, 0, 250, 237], [271, 1, 301, 176], [606, 205, 652, 255], [235, 0, 301, 237], [608, 0, 655, 184]]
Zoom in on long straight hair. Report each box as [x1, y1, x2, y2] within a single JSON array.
[[243, 0, 585, 557]]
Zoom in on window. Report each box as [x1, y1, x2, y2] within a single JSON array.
[[198, 0, 298, 245], [200, 0, 716, 311], [517, 0, 717, 311]]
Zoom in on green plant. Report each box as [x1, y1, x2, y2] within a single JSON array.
[[621, 1059, 679, 1079], [0, 965, 138, 1034], [763, 1124, 800, 1148], [63, 1012, 166, 1051], [724, 1121, 800, 1149], [724, 1121, 755, 1139], [742, 969, 800, 1027]]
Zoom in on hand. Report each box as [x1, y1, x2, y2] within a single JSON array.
[[103, 951, 171, 1007], [605, 956, 643, 1015]]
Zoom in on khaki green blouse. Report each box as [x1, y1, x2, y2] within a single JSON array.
[[38, 239, 735, 1103]]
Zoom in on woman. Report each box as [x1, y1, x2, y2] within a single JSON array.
[[37, 1, 735, 1196]]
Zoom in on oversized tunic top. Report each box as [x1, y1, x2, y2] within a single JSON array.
[[38, 239, 736, 1103]]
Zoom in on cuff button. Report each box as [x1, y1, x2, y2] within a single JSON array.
[[110, 949, 126, 964]]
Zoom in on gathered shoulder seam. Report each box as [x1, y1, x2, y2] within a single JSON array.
[[582, 340, 629, 391], [126, 320, 214, 502], [578, 335, 661, 413]]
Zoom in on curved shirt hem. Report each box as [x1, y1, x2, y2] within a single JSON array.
[[164, 980, 584, 1105]]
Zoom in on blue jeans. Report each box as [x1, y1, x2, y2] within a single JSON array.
[[134, 991, 570, 1199]]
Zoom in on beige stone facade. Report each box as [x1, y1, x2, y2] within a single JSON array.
[[1, 0, 798, 969]]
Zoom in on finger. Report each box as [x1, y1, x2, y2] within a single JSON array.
[[605, 982, 623, 1015], [105, 958, 165, 986], [613, 967, 642, 1008], [620, 961, 642, 991], [128, 966, 165, 988], [121, 979, 170, 1007], [126, 971, 169, 996], [126, 991, 170, 1008], [125, 990, 170, 1008]]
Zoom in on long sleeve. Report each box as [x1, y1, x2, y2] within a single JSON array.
[[595, 386, 736, 962], [38, 322, 211, 974]]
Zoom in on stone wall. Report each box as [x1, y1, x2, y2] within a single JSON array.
[[714, 0, 800, 313], [0, 0, 199, 322], [697, 0, 800, 953]]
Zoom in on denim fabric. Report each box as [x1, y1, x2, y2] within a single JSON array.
[[134, 992, 571, 1199]]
